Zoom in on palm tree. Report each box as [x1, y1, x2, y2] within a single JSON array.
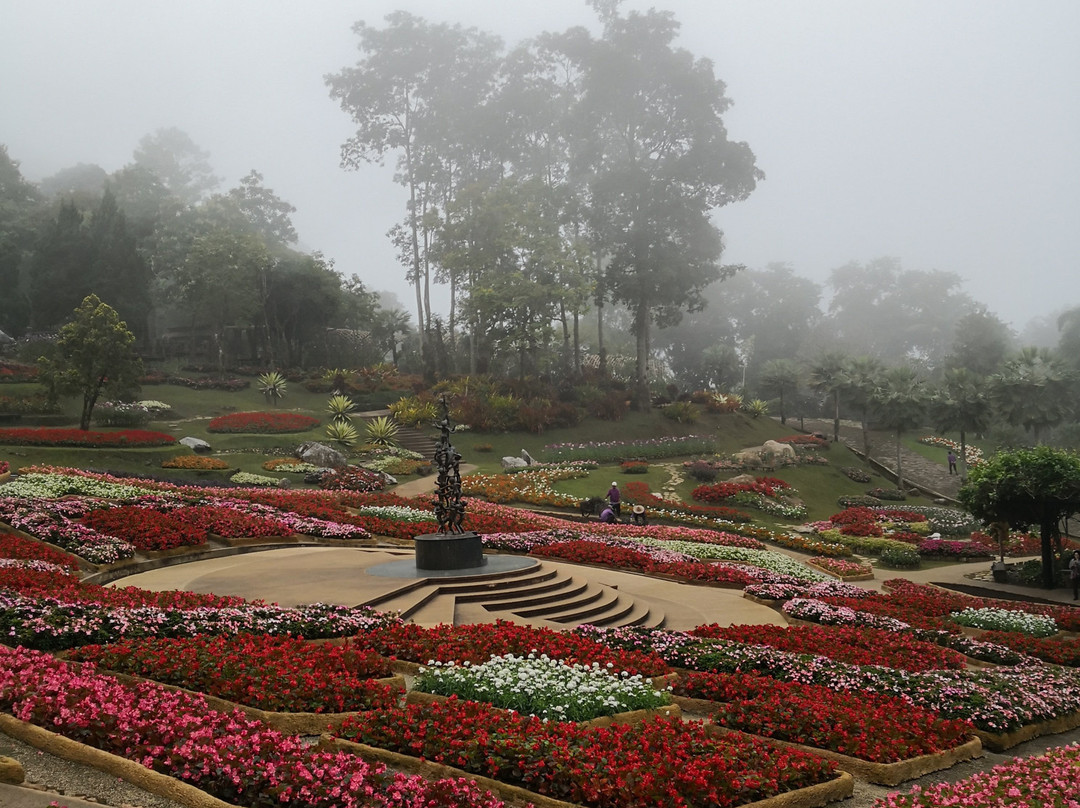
[[758, 358, 800, 425], [807, 352, 849, 443], [991, 347, 1075, 445], [844, 356, 885, 458], [871, 365, 930, 491], [931, 368, 993, 481]]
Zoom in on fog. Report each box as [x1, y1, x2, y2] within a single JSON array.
[[2, 0, 1077, 330]]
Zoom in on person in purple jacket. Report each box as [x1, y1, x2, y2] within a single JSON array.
[[606, 481, 621, 516]]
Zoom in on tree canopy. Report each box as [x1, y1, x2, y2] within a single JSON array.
[[959, 446, 1080, 589], [37, 295, 143, 430]]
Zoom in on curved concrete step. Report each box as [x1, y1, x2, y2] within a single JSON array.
[[512, 584, 607, 619]]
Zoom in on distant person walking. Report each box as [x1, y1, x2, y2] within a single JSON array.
[[1070, 550, 1080, 601], [947, 450, 957, 475], [607, 481, 621, 516]]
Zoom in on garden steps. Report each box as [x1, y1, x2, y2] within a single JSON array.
[[357, 561, 666, 629]]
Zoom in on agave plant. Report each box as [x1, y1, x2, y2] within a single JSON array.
[[326, 394, 356, 424], [322, 367, 356, 393], [325, 419, 359, 447], [257, 371, 288, 406], [744, 398, 770, 418], [365, 415, 400, 447]]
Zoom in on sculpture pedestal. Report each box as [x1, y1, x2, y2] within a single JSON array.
[[414, 532, 485, 571]]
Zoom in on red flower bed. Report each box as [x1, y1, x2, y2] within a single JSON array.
[[689, 623, 966, 672], [975, 631, 1080, 667], [70, 634, 398, 712], [673, 671, 974, 763], [691, 477, 790, 504], [356, 619, 671, 677], [531, 541, 759, 586], [0, 530, 80, 570], [0, 565, 253, 610], [880, 579, 1080, 632], [318, 465, 386, 492], [0, 428, 176, 447], [80, 507, 208, 551], [206, 411, 319, 434], [621, 480, 753, 522], [172, 505, 292, 538], [337, 698, 837, 807]]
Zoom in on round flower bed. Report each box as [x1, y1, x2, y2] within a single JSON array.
[[206, 412, 319, 434]]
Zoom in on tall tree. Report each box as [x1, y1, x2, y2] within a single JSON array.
[[37, 295, 142, 430], [28, 201, 92, 330], [0, 145, 42, 336], [132, 127, 220, 204], [573, 1, 760, 409], [960, 446, 1080, 589], [227, 170, 298, 246], [946, 308, 1014, 376], [807, 352, 850, 443], [87, 190, 152, 340], [844, 356, 885, 458], [931, 367, 994, 481], [991, 347, 1075, 445], [871, 365, 930, 492], [327, 12, 502, 363], [757, 358, 800, 425]]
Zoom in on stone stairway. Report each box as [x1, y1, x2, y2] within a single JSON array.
[[359, 560, 665, 630]]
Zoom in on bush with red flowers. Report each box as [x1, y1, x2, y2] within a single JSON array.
[[206, 411, 319, 434], [0, 428, 176, 447]]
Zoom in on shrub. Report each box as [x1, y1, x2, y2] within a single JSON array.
[[879, 544, 921, 569], [867, 487, 906, 501], [686, 460, 719, 483], [206, 412, 319, 434], [162, 456, 230, 471], [662, 400, 699, 423], [841, 466, 871, 483], [743, 399, 769, 418], [326, 394, 356, 424], [364, 415, 400, 447], [325, 420, 359, 447], [388, 395, 438, 428], [473, 443, 493, 453], [257, 371, 288, 405], [837, 495, 883, 508], [318, 465, 385, 492], [92, 401, 153, 428], [620, 460, 649, 474]]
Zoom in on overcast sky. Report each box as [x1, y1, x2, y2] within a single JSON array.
[[2, 0, 1077, 334]]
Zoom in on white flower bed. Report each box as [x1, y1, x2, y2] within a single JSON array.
[[415, 652, 670, 722], [950, 607, 1058, 638]]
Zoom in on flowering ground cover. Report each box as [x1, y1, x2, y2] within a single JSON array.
[[0, 646, 509, 808], [414, 652, 670, 721], [676, 636, 1080, 735], [807, 555, 873, 578], [872, 741, 1080, 807], [336, 697, 838, 808], [0, 528, 80, 570], [80, 505, 209, 551], [206, 411, 320, 433], [354, 619, 672, 677], [69, 634, 398, 713], [672, 670, 974, 763], [951, 606, 1058, 637], [689, 623, 967, 672], [0, 427, 176, 447], [543, 434, 720, 462]]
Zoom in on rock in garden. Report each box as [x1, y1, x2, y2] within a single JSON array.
[[179, 436, 212, 453], [296, 441, 347, 470], [501, 456, 528, 470], [0, 755, 25, 784]]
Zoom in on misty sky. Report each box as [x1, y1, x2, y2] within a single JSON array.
[[2, 0, 1077, 334]]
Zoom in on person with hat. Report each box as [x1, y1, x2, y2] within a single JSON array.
[[606, 481, 621, 516], [630, 503, 647, 526]]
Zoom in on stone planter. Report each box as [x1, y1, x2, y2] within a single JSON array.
[[804, 558, 874, 581], [973, 708, 1080, 752]]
